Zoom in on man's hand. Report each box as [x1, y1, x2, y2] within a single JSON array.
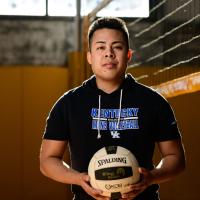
[[79, 173, 110, 200], [120, 167, 154, 200]]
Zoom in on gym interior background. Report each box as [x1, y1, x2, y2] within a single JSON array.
[[0, 0, 199, 199]]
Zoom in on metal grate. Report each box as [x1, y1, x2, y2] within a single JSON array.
[[127, 0, 200, 86]]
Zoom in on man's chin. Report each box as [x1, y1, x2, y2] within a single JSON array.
[[96, 73, 125, 82]]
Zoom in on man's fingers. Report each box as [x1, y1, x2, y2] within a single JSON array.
[[122, 190, 140, 199], [139, 167, 149, 175]]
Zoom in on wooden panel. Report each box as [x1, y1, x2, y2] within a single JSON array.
[[0, 67, 22, 200], [160, 91, 200, 200], [153, 72, 200, 98], [22, 67, 72, 200]]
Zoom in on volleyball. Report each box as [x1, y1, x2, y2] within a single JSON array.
[[88, 146, 140, 198]]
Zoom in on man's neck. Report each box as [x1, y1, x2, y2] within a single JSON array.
[[96, 77, 124, 94]]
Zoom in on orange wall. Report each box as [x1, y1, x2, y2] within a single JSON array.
[[0, 67, 22, 199], [0, 67, 72, 200], [159, 91, 200, 200], [127, 66, 200, 199], [0, 66, 199, 199]]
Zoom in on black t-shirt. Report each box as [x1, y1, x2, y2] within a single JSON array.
[[43, 74, 181, 199]]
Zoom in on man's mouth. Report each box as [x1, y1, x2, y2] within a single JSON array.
[[102, 62, 117, 68]]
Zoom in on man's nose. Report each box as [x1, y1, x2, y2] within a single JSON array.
[[105, 47, 115, 58]]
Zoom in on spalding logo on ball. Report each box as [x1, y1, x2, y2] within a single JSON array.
[[88, 146, 140, 199]]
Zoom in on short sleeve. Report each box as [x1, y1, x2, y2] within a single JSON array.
[[154, 97, 181, 142], [43, 96, 69, 141]]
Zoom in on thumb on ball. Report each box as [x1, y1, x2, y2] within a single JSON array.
[[138, 167, 148, 175], [83, 174, 90, 182]]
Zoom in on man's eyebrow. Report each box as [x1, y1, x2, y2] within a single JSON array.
[[95, 41, 125, 45], [95, 41, 106, 44], [112, 41, 125, 45]]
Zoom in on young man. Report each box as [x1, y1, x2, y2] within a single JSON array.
[[40, 17, 185, 200]]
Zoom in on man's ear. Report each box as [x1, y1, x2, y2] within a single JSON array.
[[87, 51, 92, 65], [127, 49, 133, 62]]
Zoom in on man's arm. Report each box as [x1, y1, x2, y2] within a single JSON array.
[[39, 139, 107, 200], [122, 139, 186, 199], [151, 138, 186, 184], [40, 139, 78, 184]]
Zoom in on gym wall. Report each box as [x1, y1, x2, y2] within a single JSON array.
[[0, 66, 72, 200], [0, 65, 199, 200]]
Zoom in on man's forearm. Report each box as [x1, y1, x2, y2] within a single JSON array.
[[150, 154, 185, 185], [40, 156, 81, 185]]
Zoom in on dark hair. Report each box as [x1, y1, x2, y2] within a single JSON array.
[[87, 17, 129, 51]]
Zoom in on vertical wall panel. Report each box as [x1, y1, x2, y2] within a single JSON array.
[[159, 91, 200, 200], [0, 66, 73, 200], [0, 67, 22, 200], [22, 67, 72, 200]]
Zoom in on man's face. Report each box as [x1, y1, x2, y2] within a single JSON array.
[[87, 28, 132, 83]]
